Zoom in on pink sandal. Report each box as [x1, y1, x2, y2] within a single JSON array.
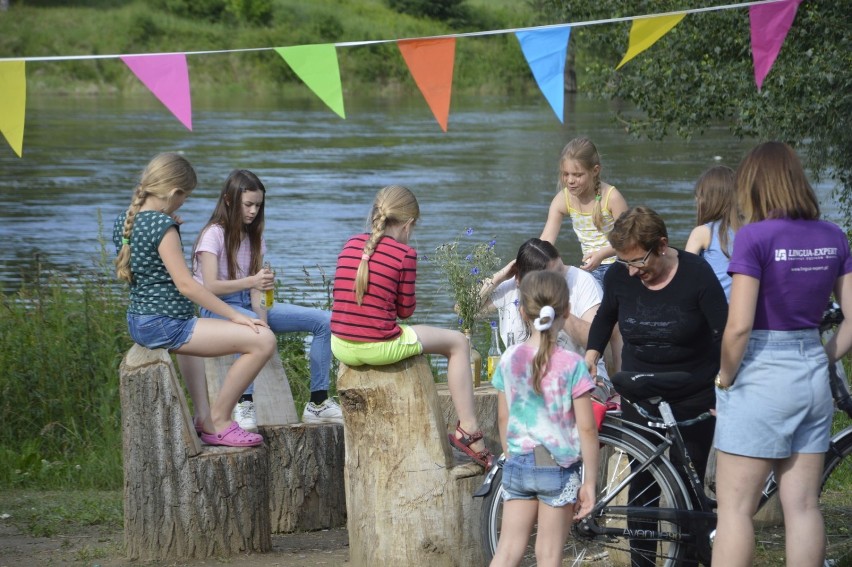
[[200, 421, 263, 447], [448, 421, 494, 468]]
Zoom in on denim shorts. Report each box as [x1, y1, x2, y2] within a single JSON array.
[[501, 452, 583, 508], [715, 329, 833, 458], [331, 325, 422, 366], [127, 313, 197, 351]]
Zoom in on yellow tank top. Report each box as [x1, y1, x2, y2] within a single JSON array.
[[564, 186, 617, 264]]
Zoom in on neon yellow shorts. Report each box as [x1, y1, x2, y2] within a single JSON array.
[[331, 325, 423, 366]]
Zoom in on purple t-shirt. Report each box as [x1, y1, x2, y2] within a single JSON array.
[[728, 218, 852, 330]]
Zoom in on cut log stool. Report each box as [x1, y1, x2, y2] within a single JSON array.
[[119, 345, 270, 561], [338, 355, 489, 566], [206, 353, 346, 533]]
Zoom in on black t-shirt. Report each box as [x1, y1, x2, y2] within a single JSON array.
[[589, 249, 728, 387]]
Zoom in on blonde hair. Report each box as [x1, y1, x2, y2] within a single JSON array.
[[354, 185, 420, 305], [559, 137, 605, 230], [735, 141, 819, 223], [115, 153, 197, 282], [694, 165, 739, 258], [518, 270, 570, 395]]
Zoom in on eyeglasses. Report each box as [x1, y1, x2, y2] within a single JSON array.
[[614, 248, 653, 268]]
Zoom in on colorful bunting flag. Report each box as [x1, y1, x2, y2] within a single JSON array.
[[516, 27, 571, 123], [275, 44, 345, 119], [398, 38, 456, 132], [121, 54, 192, 130], [0, 60, 26, 157], [617, 14, 686, 70], [750, 0, 802, 90]]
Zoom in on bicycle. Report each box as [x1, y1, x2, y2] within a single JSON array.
[[476, 305, 852, 566]]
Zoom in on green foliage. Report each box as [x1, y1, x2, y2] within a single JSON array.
[[432, 228, 502, 332], [537, 0, 852, 222], [0, 489, 122, 539], [386, 0, 466, 21]]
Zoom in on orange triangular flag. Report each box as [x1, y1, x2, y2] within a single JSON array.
[[398, 38, 455, 132]]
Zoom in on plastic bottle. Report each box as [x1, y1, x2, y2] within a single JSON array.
[[486, 321, 502, 381], [260, 261, 274, 309]]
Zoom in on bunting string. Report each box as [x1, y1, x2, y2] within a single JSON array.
[[0, 0, 800, 157]]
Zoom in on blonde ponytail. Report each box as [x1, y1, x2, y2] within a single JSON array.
[[353, 185, 420, 305]]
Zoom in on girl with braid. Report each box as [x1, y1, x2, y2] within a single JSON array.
[[113, 153, 276, 447], [540, 137, 628, 289], [330, 185, 493, 468]]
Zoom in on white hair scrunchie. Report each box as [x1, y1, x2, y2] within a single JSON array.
[[533, 305, 556, 331]]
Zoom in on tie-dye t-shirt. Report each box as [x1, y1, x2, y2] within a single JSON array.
[[492, 343, 595, 467]]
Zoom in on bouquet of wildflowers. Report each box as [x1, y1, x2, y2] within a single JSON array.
[[432, 228, 501, 331]]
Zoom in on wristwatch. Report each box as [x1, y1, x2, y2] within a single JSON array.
[[714, 373, 732, 391]]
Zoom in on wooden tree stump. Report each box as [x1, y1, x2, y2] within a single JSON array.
[[120, 345, 271, 561], [205, 353, 299, 426], [437, 382, 500, 456], [261, 423, 346, 533], [338, 355, 486, 567]]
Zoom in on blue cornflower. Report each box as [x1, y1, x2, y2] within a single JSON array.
[[471, 267, 480, 275], [465, 227, 474, 236], [513, 298, 519, 306], [421, 254, 429, 261], [488, 239, 496, 249], [465, 254, 473, 262]]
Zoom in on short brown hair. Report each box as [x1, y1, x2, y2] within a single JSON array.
[[608, 206, 667, 253]]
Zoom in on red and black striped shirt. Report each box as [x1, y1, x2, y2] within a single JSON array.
[[331, 233, 417, 342]]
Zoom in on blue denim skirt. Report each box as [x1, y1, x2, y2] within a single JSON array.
[[127, 313, 197, 350], [501, 452, 582, 508], [715, 329, 833, 458]]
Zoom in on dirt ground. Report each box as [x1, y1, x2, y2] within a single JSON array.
[[0, 523, 350, 567]]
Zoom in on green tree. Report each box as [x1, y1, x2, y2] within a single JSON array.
[[537, 0, 851, 220]]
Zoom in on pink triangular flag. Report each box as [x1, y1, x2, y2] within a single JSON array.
[[749, 0, 802, 91], [398, 38, 455, 132], [121, 54, 192, 130]]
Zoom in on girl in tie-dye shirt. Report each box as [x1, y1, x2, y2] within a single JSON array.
[[490, 270, 599, 566]]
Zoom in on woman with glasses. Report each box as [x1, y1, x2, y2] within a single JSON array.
[[584, 206, 728, 566]]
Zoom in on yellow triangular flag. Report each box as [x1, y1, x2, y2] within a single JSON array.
[[0, 60, 26, 157], [617, 14, 685, 70]]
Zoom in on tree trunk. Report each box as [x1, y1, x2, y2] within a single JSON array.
[[261, 423, 346, 533], [120, 345, 271, 561], [338, 356, 485, 567]]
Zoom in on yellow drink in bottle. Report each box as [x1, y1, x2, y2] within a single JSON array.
[[261, 262, 274, 308]]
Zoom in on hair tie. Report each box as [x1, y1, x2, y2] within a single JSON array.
[[595, 193, 602, 202], [533, 306, 556, 331], [121, 238, 130, 245], [361, 252, 370, 261]]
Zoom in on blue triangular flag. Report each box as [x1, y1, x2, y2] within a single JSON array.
[[516, 27, 571, 123]]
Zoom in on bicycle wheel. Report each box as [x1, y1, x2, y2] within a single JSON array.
[[821, 427, 852, 566], [480, 420, 693, 566]]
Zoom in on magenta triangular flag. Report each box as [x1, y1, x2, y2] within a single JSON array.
[[121, 54, 192, 130], [749, 0, 802, 91]]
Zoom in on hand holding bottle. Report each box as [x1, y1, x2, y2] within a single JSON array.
[[260, 262, 275, 309]]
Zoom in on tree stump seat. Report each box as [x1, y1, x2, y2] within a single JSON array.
[[119, 345, 270, 561], [205, 353, 346, 534], [338, 355, 496, 567]]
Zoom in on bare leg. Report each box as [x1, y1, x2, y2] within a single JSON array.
[[412, 325, 485, 454], [534, 502, 573, 567], [175, 354, 210, 428], [711, 451, 772, 567], [776, 453, 825, 567], [174, 319, 276, 433], [489, 498, 538, 567]]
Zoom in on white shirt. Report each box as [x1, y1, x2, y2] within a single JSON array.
[[491, 266, 608, 380]]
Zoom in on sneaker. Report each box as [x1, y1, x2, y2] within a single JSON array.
[[233, 400, 258, 433], [302, 398, 344, 425]]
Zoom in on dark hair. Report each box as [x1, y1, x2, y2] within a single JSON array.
[[515, 238, 560, 281], [194, 169, 266, 280]]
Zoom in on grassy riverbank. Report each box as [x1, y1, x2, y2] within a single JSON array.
[[0, 0, 539, 96]]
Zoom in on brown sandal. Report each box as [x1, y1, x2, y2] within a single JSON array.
[[448, 421, 494, 468]]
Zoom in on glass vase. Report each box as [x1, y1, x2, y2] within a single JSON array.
[[464, 330, 482, 388]]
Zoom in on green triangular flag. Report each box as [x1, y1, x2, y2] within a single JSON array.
[[275, 44, 345, 119]]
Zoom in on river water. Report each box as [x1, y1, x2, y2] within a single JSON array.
[[0, 91, 839, 333]]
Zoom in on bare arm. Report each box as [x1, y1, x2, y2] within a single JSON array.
[[572, 392, 599, 520], [825, 273, 852, 363], [497, 390, 509, 454], [540, 192, 567, 244], [197, 250, 271, 297], [685, 225, 711, 255], [478, 259, 517, 314], [581, 186, 628, 269], [159, 229, 266, 333], [718, 273, 759, 386]]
